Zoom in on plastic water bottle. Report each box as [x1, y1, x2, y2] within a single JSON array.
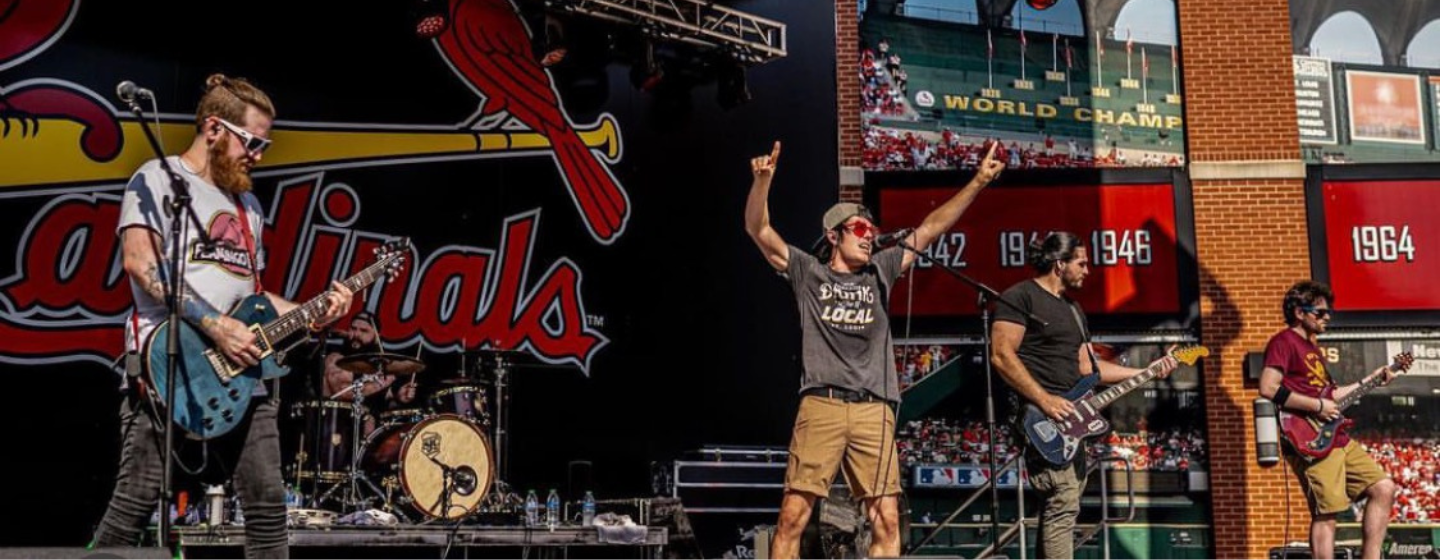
[[524, 490, 540, 527], [545, 489, 560, 529], [207, 485, 227, 527], [284, 483, 300, 509], [582, 491, 596, 526]]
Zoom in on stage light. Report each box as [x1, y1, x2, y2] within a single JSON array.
[[629, 40, 665, 92], [1254, 398, 1280, 466], [716, 59, 751, 110]]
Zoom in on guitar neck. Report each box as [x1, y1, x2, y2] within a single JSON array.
[[1335, 366, 1392, 413], [261, 262, 389, 342], [1083, 359, 1170, 411]]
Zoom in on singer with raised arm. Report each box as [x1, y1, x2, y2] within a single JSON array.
[[93, 74, 354, 558], [743, 140, 1003, 559]]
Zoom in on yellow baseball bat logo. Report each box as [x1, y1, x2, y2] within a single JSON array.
[[0, 115, 621, 189]]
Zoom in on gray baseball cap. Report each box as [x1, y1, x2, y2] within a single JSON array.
[[822, 202, 874, 231], [812, 203, 876, 256]]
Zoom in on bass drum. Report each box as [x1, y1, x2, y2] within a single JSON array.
[[361, 414, 493, 520]]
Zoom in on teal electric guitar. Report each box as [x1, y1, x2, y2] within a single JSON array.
[[145, 239, 409, 439]]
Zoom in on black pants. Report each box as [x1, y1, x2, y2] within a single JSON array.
[[92, 355, 288, 558]]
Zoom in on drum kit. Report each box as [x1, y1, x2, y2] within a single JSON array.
[[287, 348, 532, 524]]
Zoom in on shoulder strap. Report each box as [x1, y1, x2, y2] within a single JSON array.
[[1067, 301, 1102, 376], [231, 195, 263, 294]]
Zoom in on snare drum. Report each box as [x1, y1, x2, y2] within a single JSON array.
[[361, 414, 493, 520], [428, 385, 490, 425], [378, 407, 429, 426], [290, 399, 365, 483]]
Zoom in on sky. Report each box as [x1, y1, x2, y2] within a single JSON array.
[[1310, 10, 1440, 68], [867, 0, 1440, 67]]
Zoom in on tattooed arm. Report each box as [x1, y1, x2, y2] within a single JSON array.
[[121, 226, 263, 367]]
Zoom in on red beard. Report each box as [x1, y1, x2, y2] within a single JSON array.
[[209, 141, 253, 194]]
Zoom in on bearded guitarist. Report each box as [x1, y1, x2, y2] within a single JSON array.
[[990, 231, 1179, 559], [1259, 280, 1411, 560], [93, 75, 355, 558]]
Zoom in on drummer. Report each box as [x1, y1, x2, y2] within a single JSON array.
[[324, 311, 419, 430]]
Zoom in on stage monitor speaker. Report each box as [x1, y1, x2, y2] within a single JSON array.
[[0, 548, 171, 559]]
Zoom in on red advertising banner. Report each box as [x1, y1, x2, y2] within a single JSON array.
[[881, 184, 1180, 317], [1321, 180, 1439, 311]]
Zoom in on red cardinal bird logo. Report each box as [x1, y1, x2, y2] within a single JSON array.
[[0, 0, 122, 162], [427, 0, 631, 245]]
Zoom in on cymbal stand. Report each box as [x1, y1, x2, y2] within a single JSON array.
[[483, 354, 518, 509]]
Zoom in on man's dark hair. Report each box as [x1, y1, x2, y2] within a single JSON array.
[[1028, 231, 1084, 273], [1282, 280, 1334, 326]]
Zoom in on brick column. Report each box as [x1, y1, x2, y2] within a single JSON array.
[[1176, 0, 1313, 557], [836, 0, 863, 201]]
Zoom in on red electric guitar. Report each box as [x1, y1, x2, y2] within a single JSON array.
[[1278, 352, 1414, 461]]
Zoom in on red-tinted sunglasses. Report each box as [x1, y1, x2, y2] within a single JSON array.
[[842, 221, 879, 239]]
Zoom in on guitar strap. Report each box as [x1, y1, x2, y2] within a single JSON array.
[[232, 195, 278, 397], [232, 194, 263, 294], [1068, 301, 1103, 376]]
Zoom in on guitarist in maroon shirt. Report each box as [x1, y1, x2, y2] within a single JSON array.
[[1259, 280, 1402, 560]]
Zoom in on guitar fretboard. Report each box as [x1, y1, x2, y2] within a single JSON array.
[[261, 255, 397, 343], [1336, 358, 1405, 412], [1083, 359, 1171, 411]]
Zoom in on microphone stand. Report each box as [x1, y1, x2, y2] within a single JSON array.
[[121, 93, 208, 550], [890, 236, 1046, 557]]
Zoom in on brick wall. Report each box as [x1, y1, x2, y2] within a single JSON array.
[[836, 0, 860, 170], [1179, 0, 1311, 557], [1192, 181, 1312, 558]]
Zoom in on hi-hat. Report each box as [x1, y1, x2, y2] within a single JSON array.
[[336, 353, 427, 376]]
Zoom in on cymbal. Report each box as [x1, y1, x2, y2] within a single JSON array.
[[336, 353, 428, 377]]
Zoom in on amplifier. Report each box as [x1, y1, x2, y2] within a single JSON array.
[[673, 446, 788, 515], [1269, 545, 1355, 559]]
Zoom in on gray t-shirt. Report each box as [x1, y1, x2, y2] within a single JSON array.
[[117, 156, 265, 355], [782, 244, 905, 402]]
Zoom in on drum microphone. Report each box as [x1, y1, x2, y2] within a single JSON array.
[[875, 227, 916, 247]]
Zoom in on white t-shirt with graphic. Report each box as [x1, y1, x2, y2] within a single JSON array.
[[117, 156, 264, 354]]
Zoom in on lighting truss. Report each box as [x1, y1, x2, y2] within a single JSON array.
[[546, 0, 787, 64]]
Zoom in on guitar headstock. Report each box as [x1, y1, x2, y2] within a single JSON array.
[[374, 237, 411, 279], [1391, 352, 1415, 373], [1170, 345, 1210, 366]]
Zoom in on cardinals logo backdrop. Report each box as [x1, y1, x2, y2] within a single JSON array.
[[0, 0, 841, 546], [430, 0, 631, 244]]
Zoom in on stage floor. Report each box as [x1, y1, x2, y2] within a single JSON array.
[[175, 525, 668, 558]]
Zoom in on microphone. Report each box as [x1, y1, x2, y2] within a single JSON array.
[[115, 80, 154, 103], [875, 227, 915, 247]]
